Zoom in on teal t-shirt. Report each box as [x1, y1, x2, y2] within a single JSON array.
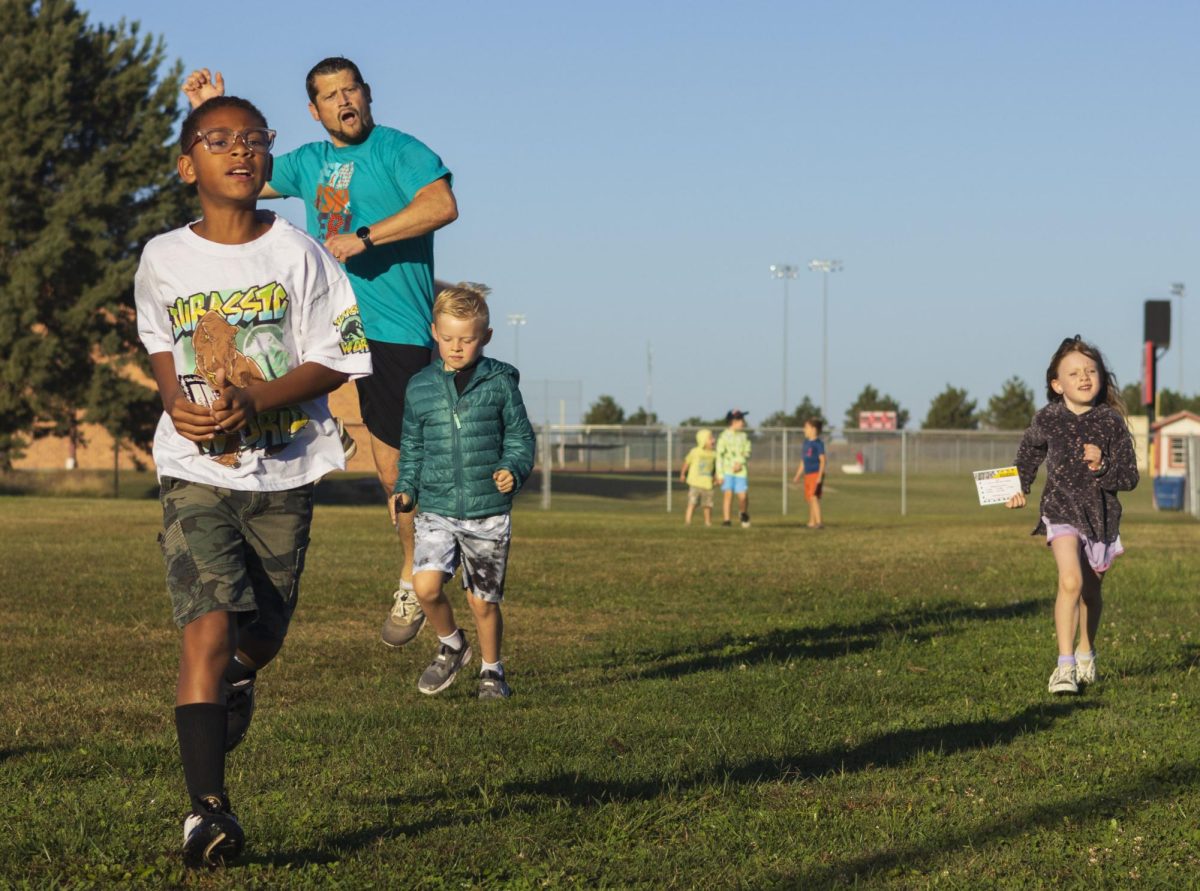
[[270, 125, 452, 346]]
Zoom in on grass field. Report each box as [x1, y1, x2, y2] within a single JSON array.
[[2, 471, 1200, 888]]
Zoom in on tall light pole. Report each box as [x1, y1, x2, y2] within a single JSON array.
[[770, 264, 798, 416], [1172, 282, 1186, 393], [506, 313, 527, 367], [807, 259, 843, 420]]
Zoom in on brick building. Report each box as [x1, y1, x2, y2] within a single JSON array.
[[13, 380, 374, 473]]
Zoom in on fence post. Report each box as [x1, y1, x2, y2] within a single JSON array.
[[781, 428, 788, 515], [900, 429, 908, 516], [541, 423, 552, 510], [1189, 436, 1200, 518], [666, 427, 673, 512]]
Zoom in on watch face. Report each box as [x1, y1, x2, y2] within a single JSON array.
[[356, 226, 371, 239]]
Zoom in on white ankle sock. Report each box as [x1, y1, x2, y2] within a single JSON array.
[[481, 660, 503, 676], [438, 629, 464, 650]]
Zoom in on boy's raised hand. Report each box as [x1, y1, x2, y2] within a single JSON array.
[[182, 69, 225, 109], [209, 368, 257, 433], [493, 469, 514, 493]]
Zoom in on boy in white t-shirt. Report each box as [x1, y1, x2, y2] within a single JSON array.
[[134, 96, 371, 868]]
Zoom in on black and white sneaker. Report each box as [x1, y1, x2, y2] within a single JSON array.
[[477, 670, 512, 700], [418, 640, 473, 695], [224, 676, 256, 752], [740, 512, 751, 528], [182, 794, 244, 869]]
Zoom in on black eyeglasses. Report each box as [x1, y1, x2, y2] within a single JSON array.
[[186, 127, 276, 155]]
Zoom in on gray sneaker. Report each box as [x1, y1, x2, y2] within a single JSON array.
[[1048, 663, 1078, 695], [381, 586, 425, 647], [418, 641, 473, 695], [477, 670, 512, 700]]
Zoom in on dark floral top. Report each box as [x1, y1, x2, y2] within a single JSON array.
[[1014, 402, 1139, 542]]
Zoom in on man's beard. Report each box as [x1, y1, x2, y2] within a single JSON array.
[[327, 113, 374, 146]]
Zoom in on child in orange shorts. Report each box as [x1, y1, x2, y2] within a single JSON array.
[[792, 418, 826, 528]]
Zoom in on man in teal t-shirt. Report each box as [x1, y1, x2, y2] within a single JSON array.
[[184, 57, 458, 648]]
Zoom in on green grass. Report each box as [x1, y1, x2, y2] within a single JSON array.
[[2, 473, 1200, 888]]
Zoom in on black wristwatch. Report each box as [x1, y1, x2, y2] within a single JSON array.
[[355, 225, 373, 249]]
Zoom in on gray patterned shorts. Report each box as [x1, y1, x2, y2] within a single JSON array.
[[412, 512, 512, 603]]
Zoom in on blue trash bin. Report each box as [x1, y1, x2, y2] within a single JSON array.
[[1154, 476, 1185, 510]]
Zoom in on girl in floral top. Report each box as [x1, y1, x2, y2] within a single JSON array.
[[1007, 336, 1139, 695]]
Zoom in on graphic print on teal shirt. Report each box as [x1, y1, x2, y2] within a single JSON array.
[[314, 161, 356, 240], [269, 126, 452, 347]]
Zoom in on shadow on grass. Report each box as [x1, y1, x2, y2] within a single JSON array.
[[525, 471, 668, 501], [492, 700, 1098, 805], [611, 599, 1044, 680], [0, 745, 45, 763], [260, 700, 1094, 867], [788, 759, 1200, 886], [313, 471, 671, 506]]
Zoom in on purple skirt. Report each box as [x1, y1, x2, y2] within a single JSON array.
[[1043, 516, 1124, 573]]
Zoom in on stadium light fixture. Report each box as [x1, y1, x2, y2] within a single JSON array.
[[1172, 282, 1186, 393], [770, 264, 799, 416], [507, 313, 527, 367], [807, 260, 843, 420]]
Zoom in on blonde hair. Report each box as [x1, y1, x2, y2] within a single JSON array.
[[433, 281, 491, 327]]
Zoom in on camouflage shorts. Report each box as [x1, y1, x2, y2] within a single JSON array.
[[157, 476, 314, 639]]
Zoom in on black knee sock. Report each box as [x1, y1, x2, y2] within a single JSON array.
[[175, 703, 228, 812]]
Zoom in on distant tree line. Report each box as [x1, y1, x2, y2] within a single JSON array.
[[582, 376, 1063, 431]]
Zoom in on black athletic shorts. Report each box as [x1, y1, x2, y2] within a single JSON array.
[[356, 341, 433, 449]]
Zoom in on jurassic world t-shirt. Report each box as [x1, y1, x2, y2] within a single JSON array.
[[269, 125, 452, 347], [135, 215, 372, 491]]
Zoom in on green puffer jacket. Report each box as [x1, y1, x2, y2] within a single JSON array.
[[394, 356, 536, 519]]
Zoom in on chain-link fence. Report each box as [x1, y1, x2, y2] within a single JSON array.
[[530, 425, 1028, 514]]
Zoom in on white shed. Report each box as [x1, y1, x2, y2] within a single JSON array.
[[1150, 411, 1200, 478]]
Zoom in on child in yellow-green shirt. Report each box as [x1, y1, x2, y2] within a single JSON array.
[[679, 428, 718, 526]]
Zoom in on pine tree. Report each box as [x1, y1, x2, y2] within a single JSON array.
[[583, 395, 625, 425], [1121, 382, 1145, 416], [624, 407, 659, 426], [922, 384, 978, 430], [982, 377, 1036, 430], [762, 396, 827, 429], [0, 0, 195, 468], [844, 385, 909, 430]]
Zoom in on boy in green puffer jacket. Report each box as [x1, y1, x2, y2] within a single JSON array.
[[388, 283, 535, 699]]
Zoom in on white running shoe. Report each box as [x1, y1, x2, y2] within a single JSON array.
[[1074, 651, 1097, 685], [1048, 663, 1078, 695]]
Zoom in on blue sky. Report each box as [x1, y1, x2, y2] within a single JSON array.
[[82, 0, 1200, 426]]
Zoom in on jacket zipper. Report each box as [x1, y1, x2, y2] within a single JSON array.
[[444, 372, 465, 518]]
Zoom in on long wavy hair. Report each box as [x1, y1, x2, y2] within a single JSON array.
[[1045, 335, 1127, 417]]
